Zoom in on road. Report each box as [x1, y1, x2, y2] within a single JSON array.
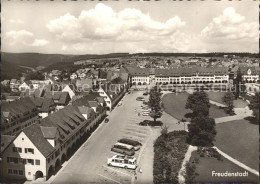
[[51, 91, 149, 184]]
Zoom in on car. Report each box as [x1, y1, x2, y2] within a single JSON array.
[[143, 92, 148, 95], [136, 97, 144, 101], [107, 155, 137, 169], [118, 101, 122, 106], [139, 120, 163, 126], [118, 138, 142, 151], [142, 113, 150, 116], [111, 143, 135, 156], [104, 118, 109, 123]]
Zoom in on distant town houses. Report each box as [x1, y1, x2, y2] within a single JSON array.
[[1, 97, 39, 136], [30, 97, 56, 119]]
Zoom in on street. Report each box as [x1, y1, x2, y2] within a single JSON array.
[[51, 91, 152, 184]]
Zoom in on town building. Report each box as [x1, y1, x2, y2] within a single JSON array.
[[1, 103, 106, 182], [1, 97, 39, 136]]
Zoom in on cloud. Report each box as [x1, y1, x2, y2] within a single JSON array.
[[201, 7, 258, 42], [27, 39, 49, 46], [4, 30, 48, 47], [47, 3, 188, 53], [9, 19, 24, 24]]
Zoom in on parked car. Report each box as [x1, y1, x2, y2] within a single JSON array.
[[111, 143, 135, 156], [105, 118, 109, 123], [139, 120, 163, 127], [142, 112, 150, 116], [118, 101, 122, 106], [143, 92, 148, 95], [107, 155, 137, 169], [136, 97, 144, 101], [118, 138, 142, 151]]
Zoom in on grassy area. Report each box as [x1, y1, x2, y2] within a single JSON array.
[[206, 91, 248, 108], [191, 151, 259, 183], [215, 119, 259, 170], [162, 92, 227, 121]]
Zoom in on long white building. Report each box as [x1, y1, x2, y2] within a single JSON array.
[[123, 66, 229, 85]]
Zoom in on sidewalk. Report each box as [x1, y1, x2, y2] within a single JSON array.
[[178, 145, 198, 184], [215, 107, 252, 124], [134, 128, 161, 184], [213, 146, 259, 176]]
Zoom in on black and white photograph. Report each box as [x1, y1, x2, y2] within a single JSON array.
[[0, 0, 259, 183]]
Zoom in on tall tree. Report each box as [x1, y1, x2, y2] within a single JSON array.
[[222, 92, 235, 114], [233, 68, 246, 99], [185, 90, 210, 116], [249, 92, 260, 123], [187, 115, 216, 146], [148, 86, 162, 123]]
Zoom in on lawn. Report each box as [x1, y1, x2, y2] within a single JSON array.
[[162, 92, 228, 121], [191, 151, 259, 183], [206, 91, 248, 108], [215, 119, 259, 170]]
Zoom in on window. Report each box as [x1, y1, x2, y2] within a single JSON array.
[[25, 148, 34, 154], [19, 170, 24, 175], [13, 147, 22, 153], [13, 170, 18, 175], [8, 169, 12, 174], [27, 159, 34, 165], [7, 157, 18, 164], [35, 160, 40, 165]]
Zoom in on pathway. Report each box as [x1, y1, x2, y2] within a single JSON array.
[[213, 146, 259, 176], [178, 145, 198, 184]]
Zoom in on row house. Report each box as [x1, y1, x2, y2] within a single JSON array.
[[43, 91, 71, 111], [1, 104, 106, 182], [123, 66, 150, 85], [1, 97, 39, 136], [97, 83, 125, 111], [123, 66, 229, 85], [30, 97, 56, 119], [30, 79, 54, 89], [238, 66, 259, 83]]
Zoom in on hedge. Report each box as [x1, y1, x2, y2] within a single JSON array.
[[153, 130, 188, 184]]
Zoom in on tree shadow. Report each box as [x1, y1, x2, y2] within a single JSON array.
[[244, 116, 259, 125], [184, 112, 194, 119]]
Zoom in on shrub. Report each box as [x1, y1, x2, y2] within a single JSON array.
[[153, 131, 188, 184]]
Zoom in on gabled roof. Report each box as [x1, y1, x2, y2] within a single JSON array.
[[40, 105, 87, 143], [23, 124, 55, 157], [44, 91, 71, 105], [88, 101, 99, 108], [1, 97, 37, 120], [1, 135, 16, 153], [239, 66, 260, 75], [40, 126, 57, 139]]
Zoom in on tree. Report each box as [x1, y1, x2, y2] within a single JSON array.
[[249, 92, 260, 123], [1, 84, 11, 93], [222, 92, 235, 114], [233, 69, 246, 99], [148, 86, 162, 123], [185, 90, 210, 116], [187, 115, 216, 147], [27, 71, 45, 80]]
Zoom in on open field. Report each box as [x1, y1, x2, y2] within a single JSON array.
[[191, 151, 259, 183], [162, 92, 228, 121], [215, 119, 259, 170]]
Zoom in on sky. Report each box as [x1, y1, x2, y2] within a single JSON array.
[[1, 0, 259, 54]]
